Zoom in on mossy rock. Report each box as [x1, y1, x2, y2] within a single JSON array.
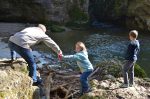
[[50, 25, 65, 32], [95, 60, 123, 78], [0, 92, 5, 98], [95, 60, 147, 79], [46, 21, 65, 32]]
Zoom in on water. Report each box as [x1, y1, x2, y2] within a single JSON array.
[[0, 25, 149, 77], [48, 27, 150, 77]]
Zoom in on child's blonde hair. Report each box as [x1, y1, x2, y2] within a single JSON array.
[[129, 30, 138, 39], [76, 41, 87, 51]]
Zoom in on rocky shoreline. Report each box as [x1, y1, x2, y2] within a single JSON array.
[[0, 59, 150, 99], [0, 22, 150, 99]]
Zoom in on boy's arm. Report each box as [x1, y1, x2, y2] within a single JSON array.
[[134, 43, 140, 55]]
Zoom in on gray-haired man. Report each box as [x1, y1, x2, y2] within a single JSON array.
[[9, 24, 62, 86]]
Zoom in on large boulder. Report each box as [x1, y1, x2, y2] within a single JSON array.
[[126, 0, 150, 31], [89, 0, 150, 32], [0, 0, 88, 23], [0, 60, 40, 99]]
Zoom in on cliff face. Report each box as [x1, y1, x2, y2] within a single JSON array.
[[0, 0, 88, 23], [89, 0, 150, 32], [126, 0, 150, 31]]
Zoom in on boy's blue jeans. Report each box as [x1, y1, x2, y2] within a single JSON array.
[[80, 70, 92, 94], [123, 60, 136, 85], [8, 41, 37, 82]]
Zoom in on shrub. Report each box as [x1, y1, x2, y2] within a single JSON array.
[[68, 5, 88, 22], [134, 64, 147, 78]]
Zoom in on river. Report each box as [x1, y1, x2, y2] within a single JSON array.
[[0, 24, 149, 77], [48, 26, 150, 77]]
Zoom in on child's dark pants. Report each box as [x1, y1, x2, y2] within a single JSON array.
[[123, 60, 136, 85], [80, 70, 92, 94]]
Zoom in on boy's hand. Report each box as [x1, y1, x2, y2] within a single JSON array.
[[58, 51, 63, 61]]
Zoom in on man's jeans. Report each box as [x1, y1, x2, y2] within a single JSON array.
[[8, 41, 37, 82], [123, 60, 136, 85], [80, 70, 92, 94]]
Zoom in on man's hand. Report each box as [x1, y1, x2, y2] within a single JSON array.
[[58, 51, 63, 61]]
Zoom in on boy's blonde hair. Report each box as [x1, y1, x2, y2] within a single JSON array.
[[129, 30, 138, 39], [76, 41, 87, 51]]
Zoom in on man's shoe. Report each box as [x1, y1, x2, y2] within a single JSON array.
[[32, 78, 43, 86], [33, 82, 40, 86], [120, 84, 129, 88]]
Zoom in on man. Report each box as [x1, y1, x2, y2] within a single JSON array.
[[8, 24, 62, 86]]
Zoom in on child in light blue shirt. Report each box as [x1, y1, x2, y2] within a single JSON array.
[[63, 41, 93, 95]]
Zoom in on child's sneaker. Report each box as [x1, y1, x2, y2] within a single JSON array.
[[83, 88, 93, 94], [120, 84, 129, 88], [129, 84, 134, 87]]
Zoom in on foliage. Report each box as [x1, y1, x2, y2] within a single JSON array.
[[68, 5, 88, 27], [134, 64, 147, 78]]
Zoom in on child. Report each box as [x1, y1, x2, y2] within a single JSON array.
[[63, 41, 93, 95], [120, 30, 140, 88]]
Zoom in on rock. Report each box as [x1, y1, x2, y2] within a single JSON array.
[[0, 60, 40, 99], [0, 70, 8, 79], [90, 79, 99, 90], [82, 77, 150, 99], [0, 0, 88, 23], [103, 74, 116, 81], [89, 0, 150, 32], [80, 89, 106, 99], [126, 0, 150, 32], [0, 69, 40, 99]]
